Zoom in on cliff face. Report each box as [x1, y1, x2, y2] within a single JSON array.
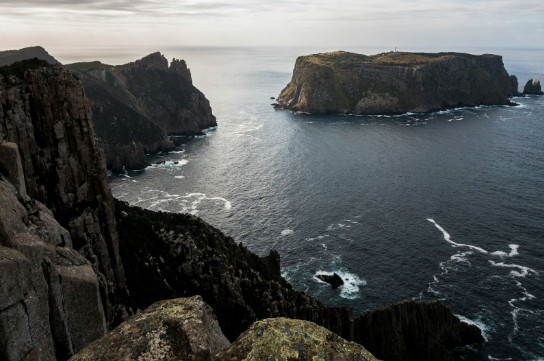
[[277, 51, 519, 115], [0, 60, 127, 360], [65, 53, 216, 172]]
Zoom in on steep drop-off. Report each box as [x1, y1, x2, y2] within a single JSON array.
[[0, 59, 127, 360], [1, 60, 483, 361], [276, 51, 519, 115], [66, 53, 216, 172]]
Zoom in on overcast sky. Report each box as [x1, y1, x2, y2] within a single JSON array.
[[1, 0, 543, 50]]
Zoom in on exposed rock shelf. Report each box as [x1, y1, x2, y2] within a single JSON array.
[[276, 51, 519, 115]]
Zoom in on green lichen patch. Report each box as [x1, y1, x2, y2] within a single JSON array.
[[217, 318, 381, 361]]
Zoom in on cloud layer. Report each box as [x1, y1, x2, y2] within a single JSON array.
[[1, 0, 543, 49]]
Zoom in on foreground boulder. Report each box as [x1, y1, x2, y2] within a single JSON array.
[[523, 78, 543, 95], [70, 296, 230, 361], [354, 300, 485, 361], [217, 317, 380, 361], [65, 52, 216, 172], [276, 51, 519, 115]]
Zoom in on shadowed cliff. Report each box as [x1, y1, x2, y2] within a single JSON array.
[[65, 52, 216, 172]]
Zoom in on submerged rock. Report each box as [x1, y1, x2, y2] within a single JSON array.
[[70, 296, 230, 361], [523, 78, 543, 95], [316, 273, 344, 289], [217, 317, 380, 361], [277, 51, 519, 115]]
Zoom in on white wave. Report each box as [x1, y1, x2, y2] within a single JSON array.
[[427, 219, 520, 257], [488, 260, 538, 278], [456, 314, 490, 341], [169, 150, 185, 154], [281, 229, 294, 236], [146, 159, 188, 170], [313, 270, 366, 299], [174, 175, 185, 179]]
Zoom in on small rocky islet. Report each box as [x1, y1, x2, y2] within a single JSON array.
[[275, 50, 528, 115], [4, 46, 538, 361]]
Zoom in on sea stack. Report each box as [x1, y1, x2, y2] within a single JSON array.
[[523, 78, 543, 95], [276, 51, 519, 115]]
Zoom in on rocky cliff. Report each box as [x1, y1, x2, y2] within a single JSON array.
[[0, 59, 127, 360], [1, 59, 483, 361], [65, 53, 216, 172], [523, 78, 543, 95], [276, 51, 519, 115]]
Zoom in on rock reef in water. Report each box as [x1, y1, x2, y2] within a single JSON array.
[[523, 78, 543, 95], [1, 58, 483, 361], [65, 52, 216, 172], [276, 51, 519, 115], [316, 272, 344, 288]]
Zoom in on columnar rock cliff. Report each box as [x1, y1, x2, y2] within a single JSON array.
[[65, 53, 216, 172], [1, 59, 483, 361], [0, 59, 127, 360], [276, 51, 519, 115]]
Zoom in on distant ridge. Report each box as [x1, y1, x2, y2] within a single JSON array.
[[0, 46, 60, 66]]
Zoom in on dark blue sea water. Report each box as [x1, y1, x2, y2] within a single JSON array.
[[96, 46, 544, 360]]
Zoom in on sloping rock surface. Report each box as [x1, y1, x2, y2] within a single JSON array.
[[354, 300, 484, 361], [70, 296, 230, 361], [277, 51, 519, 114], [217, 317, 380, 361], [0, 46, 60, 67], [65, 53, 216, 172]]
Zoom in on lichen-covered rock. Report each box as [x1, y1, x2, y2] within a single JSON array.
[[70, 296, 230, 361], [277, 51, 519, 115], [523, 78, 543, 95], [65, 52, 216, 172], [353, 300, 485, 361], [217, 317, 380, 361]]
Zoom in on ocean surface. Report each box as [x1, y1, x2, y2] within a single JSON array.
[[57, 46, 544, 360]]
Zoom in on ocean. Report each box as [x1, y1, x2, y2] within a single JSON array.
[[56, 46, 544, 360]]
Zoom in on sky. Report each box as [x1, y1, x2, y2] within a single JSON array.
[[1, 0, 543, 50]]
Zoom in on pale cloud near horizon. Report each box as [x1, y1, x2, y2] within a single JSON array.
[[1, 0, 543, 50]]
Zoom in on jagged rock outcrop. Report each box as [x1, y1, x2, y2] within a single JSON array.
[[523, 78, 543, 95], [316, 273, 344, 289], [65, 52, 216, 172], [354, 300, 484, 361], [0, 59, 127, 359], [70, 296, 230, 361], [114, 199, 354, 343], [114, 200, 483, 361], [276, 51, 519, 115], [0, 46, 60, 67], [217, 317, 380, 361]]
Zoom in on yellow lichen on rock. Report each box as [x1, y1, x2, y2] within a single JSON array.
[[216, 317, 381, 361]]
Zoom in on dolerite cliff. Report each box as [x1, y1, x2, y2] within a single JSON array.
[[1, 59, 483, 361], [276, 51, 519, 115], [0, 59, 127, 360], [65, 52, 216, 172]]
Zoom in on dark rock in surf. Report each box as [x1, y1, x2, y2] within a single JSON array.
[[523, 78, 543, 95], [317, 273, 344, 289]]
